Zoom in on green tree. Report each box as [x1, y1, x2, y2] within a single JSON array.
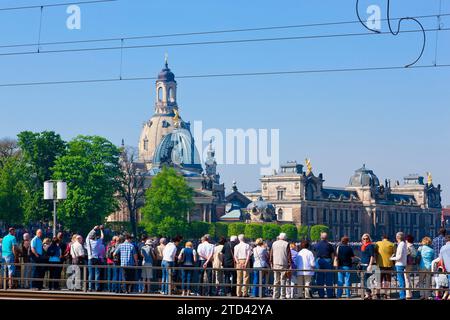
[[228, 222, 246, 237], [17, 131, 66, 222], [141, 166, 194, 236], [245, 223, 263, 240], [0, 156, 25, 224], [298, 225, 309, 240], [189, 221, 210, 239], [263, 223, 281, 240], [310, 225, 330, 241], [281, 224, 297, 241], [153, 216, 187, 238], [52, 135, 121, 234], [212, 222, 228, 239]]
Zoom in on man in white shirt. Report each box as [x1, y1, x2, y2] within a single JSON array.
[[71, 235, 85, 265], [233, 234, 252, 297], [295, 240, 315, 299], [161, 236, 181, 295], [197, 235, 215, 296], [86, 226, 104, 292], [390, 232, 407, 300]]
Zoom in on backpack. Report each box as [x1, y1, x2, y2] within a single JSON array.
[[406, 244, 418, 265], [106, 244, 116, 260]]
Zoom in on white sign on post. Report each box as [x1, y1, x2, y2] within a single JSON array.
[[57, 181, 68, 200], [44, 181, 54, 200]]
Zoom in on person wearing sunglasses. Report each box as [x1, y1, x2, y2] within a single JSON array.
[[360, 233, 376, 299]]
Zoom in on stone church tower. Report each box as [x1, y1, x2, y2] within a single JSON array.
[[138, 58, 183, 166]]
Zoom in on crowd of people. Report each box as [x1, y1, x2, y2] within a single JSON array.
[[0, 224, 449, 300]]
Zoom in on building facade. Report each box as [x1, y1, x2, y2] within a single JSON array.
[[255, 161, 442, 241], [108, 60, 225, 224]]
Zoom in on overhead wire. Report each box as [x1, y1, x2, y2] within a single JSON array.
[[0, 0, 118, 11], [0, 63, 449, 88]]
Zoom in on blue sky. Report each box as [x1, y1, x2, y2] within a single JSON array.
[[0, 0, 449, 204]]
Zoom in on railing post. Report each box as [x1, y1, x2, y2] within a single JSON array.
[[168, 267, 172, 296], [83, 265, 87, 292], [360, 270, 365, 299], [259, 269, 263, 298], [3, 263, 6, 291]]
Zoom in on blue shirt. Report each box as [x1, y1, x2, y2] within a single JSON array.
[[314, 240, 334, 259], [31, 236, 43, 256], [361, 244, 375, 265], [2, 234, 17, 257], [115, 242, 136, 266], [418, 245, 434, 270]]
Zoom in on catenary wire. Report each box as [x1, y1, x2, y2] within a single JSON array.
[[0, 64, 449, 88], [0, 0, 118, 11], [0, 13, 448, 50], [0, 27, 448, 57]]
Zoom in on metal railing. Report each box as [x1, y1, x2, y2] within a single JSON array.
[[0, 261, 449, 299]]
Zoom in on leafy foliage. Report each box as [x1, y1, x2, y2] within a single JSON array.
[[141, 166, 194, 237], [17, 131, 66, 222], [244, 223, 263, 240], [189, 221, 210, 239], [310, 225, 330, 241], [212, 222, 229, 239], [280, 224, 297, 241], [227, 222, 246, 237], [52, 135, 121, 234], [298, 225, 309, 240], [262, 223, 281, 240], [0, 156, 25, 224]]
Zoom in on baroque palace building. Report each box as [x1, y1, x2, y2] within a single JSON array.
[[244, 160, 442, 241], [108, 59, 225, 224]]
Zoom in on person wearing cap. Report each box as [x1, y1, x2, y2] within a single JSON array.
[[140, 239, 156, 293], [2, 228, 18, 289]]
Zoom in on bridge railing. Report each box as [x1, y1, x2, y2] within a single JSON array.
[[0, 261, 448, 299]]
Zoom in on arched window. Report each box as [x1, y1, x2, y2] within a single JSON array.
[[278, 208, 283, 220], [168, 87, 175, 102], [158, 87, 163, 101]]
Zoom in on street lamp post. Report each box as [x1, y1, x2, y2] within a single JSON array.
[[44, 180, 67, 236]]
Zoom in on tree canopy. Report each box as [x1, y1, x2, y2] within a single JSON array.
[[141, 166, 194, 237], [52, 135, 122, 234]]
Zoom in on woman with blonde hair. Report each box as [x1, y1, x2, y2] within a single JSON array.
[[252, 238, 269, 297], [359, 233, 376, 299], [417, 236, 434, 300], [178, 241, 197, 296]]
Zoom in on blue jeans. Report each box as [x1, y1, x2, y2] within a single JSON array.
[[337, 266, 351, 298], [252, 268, 266, 297], [316, 258, 334, 298], [88, 258, 101, 291], [395, 266, 406, 299], [181, 268, 193, 291], [161, 261, 174, 294]]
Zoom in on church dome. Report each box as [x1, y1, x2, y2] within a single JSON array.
[[153, 128, 202, 170], [349, 164, 380, 187], [158, 63, 175, 82]]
